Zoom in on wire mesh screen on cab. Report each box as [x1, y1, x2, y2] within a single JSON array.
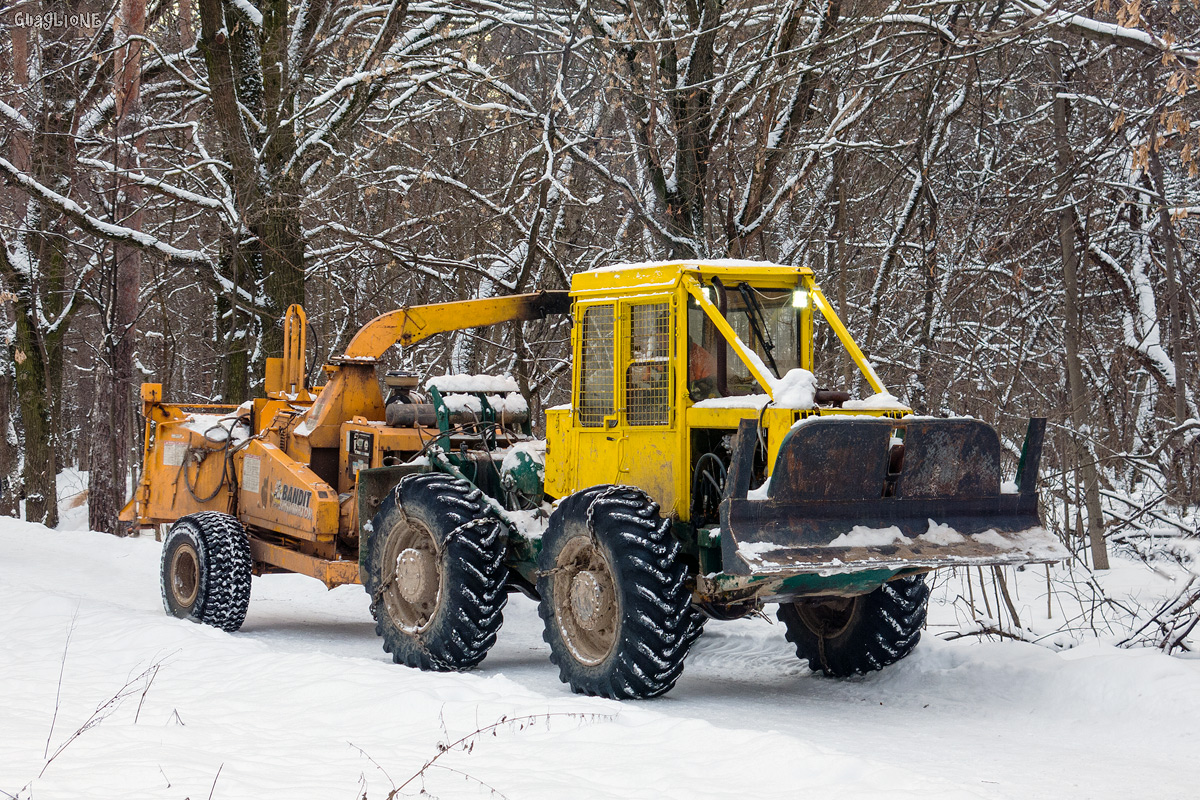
[[579, 305, 615, 427], [626, 303, 670, 426]]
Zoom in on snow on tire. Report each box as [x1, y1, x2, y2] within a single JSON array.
[[161, 511, 253, 633], [777, 575, 929, 678], [364, 473, 508, 671], [536, 485, 696, 699]]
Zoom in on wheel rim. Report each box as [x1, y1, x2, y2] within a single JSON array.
[[380, 517, 442, 633], [553, 536, 618, 666], [795, 595, 858, 639], [170, 542, 200, 609]]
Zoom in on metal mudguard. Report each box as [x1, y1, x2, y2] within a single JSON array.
[[719, 416, 1067, 577]]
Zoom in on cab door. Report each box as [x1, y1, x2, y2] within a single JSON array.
[[569, 301, 623, 491], [615, 296, 680, 514]]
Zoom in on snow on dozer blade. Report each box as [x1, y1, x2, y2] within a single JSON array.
[[719, 417, 1067, 577]]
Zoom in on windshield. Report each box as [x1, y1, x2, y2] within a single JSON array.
[[687, 284, 800, 398]]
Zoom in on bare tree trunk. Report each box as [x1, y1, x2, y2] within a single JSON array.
[[1052, 57, 1109, 570], [0, 22, 30, 518], [1147, 141, 1190, 425], [90, 0, 145, 534], [0, 312, 19, 518], [7, 272, 59, 528], [912, 188, 938, 415]]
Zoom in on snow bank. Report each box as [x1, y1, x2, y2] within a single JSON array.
[[4, 519, 1199, 799], [2, 521, 969, 800]]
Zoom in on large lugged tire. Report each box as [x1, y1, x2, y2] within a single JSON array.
[[777, 576, 930, 678], [161, 511, 253, 633], [537, 485, 696, 699], [364, 473, 508, 671]]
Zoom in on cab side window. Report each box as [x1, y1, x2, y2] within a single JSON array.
[[625, 302, 670, 426], [578, 305, 615, 427]]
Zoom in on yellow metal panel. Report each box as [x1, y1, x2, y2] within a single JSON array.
[[571, 426, 623, 492], [570, 264, 681, 295], [799, 289, 814, 370], [686, 406, 762, 429], [143, 420, 235, 520], [264, 357, 284, 395], [620, 428, 680, 515], [291, 364, 385, 450], [763, 408, 797, 476], [281, 304, 309, 398], [543, 407, 572, 499], [237, 440, 338, 540]]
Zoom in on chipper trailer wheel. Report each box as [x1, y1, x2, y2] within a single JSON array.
[[365, 473, 508, 671], [777, 575, 930, 678], [160, 512, 253, 633], [536, 486, 697, 699]]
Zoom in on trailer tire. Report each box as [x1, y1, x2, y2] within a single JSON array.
[[777, 576, 929, 678], [161, 512, 253, 633], [365, 473, 507, 671], [537, 485, 696, 699]]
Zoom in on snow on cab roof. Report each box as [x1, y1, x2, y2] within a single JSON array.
[[580, 258, 808, 274], [572, 260, 809, 294]]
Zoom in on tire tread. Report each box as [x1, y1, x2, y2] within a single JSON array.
[[778, 576, 929, 678], [536, 485, 697, 699]]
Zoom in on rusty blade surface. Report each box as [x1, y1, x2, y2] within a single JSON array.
[[718, 416, 1066, 577]]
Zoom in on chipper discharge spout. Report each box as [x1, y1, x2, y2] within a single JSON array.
[[720, 416, 1066, 577]]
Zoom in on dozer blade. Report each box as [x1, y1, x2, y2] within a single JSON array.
[[719, 417, 1067, 577]]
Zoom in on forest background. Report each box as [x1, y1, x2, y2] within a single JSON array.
[[0, 0, 1197, 642]]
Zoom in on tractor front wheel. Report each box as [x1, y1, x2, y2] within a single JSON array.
[[777, 575, 929, 677], [537, 486, 696, 699], [365, 473, 508, 671], [160, 512, 253, 632]]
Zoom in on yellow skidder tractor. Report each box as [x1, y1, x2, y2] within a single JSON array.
[[123, 262, 1065, 699]]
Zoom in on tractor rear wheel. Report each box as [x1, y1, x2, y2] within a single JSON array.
[[777, 576, 929, 677], [365, 473, 508, 671], [536, 486, 696, 699], [160, 512, 253, 632]]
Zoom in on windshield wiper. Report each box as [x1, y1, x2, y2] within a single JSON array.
[[737, 282, 780, 378]]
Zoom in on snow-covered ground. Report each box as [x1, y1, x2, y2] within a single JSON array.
[[3, 515, 1200, 799]]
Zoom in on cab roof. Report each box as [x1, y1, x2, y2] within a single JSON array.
[[570, 260, 812, 297]]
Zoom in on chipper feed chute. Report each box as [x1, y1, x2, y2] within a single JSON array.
[[720, 416, 1067, 576]]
